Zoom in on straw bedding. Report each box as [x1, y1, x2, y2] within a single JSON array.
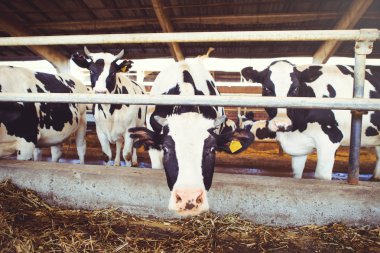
[[0, 180, 379, 252]]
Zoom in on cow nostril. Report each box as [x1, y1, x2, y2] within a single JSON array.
[[196, 195, 203, 204], [176, 194, 182, 203]]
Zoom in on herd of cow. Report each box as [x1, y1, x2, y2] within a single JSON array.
[[0, 47, 379, 215]]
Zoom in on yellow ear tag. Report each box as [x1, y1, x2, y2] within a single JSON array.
[[229, 140, 242, 153], [120, 66, 127, 72]]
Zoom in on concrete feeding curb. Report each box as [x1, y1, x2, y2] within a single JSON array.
[[0, 160, 379, 226]]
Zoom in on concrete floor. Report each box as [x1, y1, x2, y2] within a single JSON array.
[[0, 160, 379, 226]]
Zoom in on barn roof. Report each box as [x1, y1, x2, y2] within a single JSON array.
[[0, 0, 379, 62]]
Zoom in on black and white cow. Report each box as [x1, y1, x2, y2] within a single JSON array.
[[129, 57, 253, 216], [241, 60, 380, 180], [238, 111, 276, 141], [0, 66, 88, 163], [72, 47, 146, 166]]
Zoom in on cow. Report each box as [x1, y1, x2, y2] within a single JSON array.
[[237, 111, 276, 141], [0, 65, 88, 163], [129, 56, 253, 216], [241, 60, 380, 180], [71, 47, 146, 166]]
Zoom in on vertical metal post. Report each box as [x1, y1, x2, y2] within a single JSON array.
[[347, 39, 374, 184]]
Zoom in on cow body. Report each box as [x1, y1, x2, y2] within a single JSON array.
[[242, 61, 380, 180], [72, 48, 146, 166], [0, 66, 88, 163], [129, 57, 253, 215]]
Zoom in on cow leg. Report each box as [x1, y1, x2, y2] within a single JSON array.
[[114, 140, 122, 166], [51, 145, 62, 162], [122, 133, 135, 167], [373, 146, 380, 180], [75, 113, 87, 164], [149, 148, 164, 169], [291, 155, 308, 179], [33, 148, 42, 161], [314, 142, 339, 180], [96, 127, 112, 165]]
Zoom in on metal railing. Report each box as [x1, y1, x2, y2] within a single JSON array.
[[0, 29, 379, 184]]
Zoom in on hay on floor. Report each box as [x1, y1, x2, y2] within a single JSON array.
[[0, 180, 379, 252]]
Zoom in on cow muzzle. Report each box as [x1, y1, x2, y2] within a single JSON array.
[[169, 188, 209, 216]]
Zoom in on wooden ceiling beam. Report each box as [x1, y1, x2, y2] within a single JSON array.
[[312, 0, 373, 64], [151, 0, 184, 61], [0, 15, 69, 72], [26, 12, 357, 31]]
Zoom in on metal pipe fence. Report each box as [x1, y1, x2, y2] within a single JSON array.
[[0, 29, 379, 183], [0, 93, 379, 111]]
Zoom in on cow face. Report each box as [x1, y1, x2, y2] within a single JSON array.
[[72, 47, 133, 94], [129, 112, 253, 216], [241, 61, 304, 132]]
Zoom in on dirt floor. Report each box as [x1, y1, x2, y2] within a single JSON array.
[[0, 180, 379, 253]]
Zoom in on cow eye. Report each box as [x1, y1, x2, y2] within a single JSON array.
[[210, 146, 216, 153], [162, 146, 169, 153]]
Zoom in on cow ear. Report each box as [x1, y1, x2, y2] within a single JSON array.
[[216, 128, 254, 154], [71, 52, 91, 69], [129, 127, 163, 150], [117, 60, 133, 73], [299, 66, 323, 83], [241, 66, 264, 83]]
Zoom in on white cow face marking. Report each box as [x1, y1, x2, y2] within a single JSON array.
[[161, 113, 215, 215], [129, 112, 254, 216]]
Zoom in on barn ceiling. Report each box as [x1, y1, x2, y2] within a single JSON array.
[[0, 0, 379, 62]]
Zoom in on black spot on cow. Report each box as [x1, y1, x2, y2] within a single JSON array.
[[201, 135, 217, 190], [33, 75, 76, 132], [327, 84, 336, 98], [35, 72, 73, 93], [365, 126, 378, 136], [138, 108, 142, 119], [89, 59, 105, 88], [27, 88, 32, 93], [0, 102, 39, 144], [206, 80, 217, 95], [118, 77, 121, 84], [109, 104, 122, 115], [0, 85, 2, 92], [300, 66, 323, 83], [97, 104, 107, 118], [38, 101, 74, 131], [121, 86, 129, 94], [183, 70, 204, 95], [244, 112, 254, 121], [162, 135, 179, 190], [17, 150, 21, 155], [303, 109, 343, 143], [366, 67, 380, 131], [337, 65, 354, 77], [256, 127, 276, 140]]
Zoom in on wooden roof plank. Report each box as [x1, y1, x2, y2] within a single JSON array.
[[0, 14, 69, 72], [151, 0, 184, 61], [312, 0, 374, 64]]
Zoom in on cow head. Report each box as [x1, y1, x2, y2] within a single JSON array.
[[129, 112, 253, 216], [241, 60, 308, 132], [71, 47, 133, 94]]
